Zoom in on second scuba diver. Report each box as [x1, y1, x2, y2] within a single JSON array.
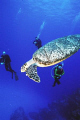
[[33, 37, 42, 49]]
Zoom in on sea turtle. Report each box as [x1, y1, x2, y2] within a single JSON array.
[[21, 34, 80, 82]]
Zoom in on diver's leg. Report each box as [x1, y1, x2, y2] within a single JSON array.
[[5, 64, 9, 71], [52, 81, 56, 87], [8, 63, 18, 80], [56, 79, 61, 85], [8, 63, 16, 79], [52, 78, 57, 87], [5, 63, 18, 80], [5, 63, 14, 79], [8, 63, 14, 72]]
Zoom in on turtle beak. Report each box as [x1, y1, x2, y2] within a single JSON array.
[[21, 66, 26, 72]]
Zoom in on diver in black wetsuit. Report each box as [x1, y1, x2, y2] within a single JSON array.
[[0, 51, 18, 80], [33, 37, 42, 49]]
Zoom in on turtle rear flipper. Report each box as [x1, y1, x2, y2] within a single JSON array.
[[26, 64, 40, 83]]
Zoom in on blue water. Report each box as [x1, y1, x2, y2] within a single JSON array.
[[0, 0, 80, 120]]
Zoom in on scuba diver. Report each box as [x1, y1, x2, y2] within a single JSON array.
[[0, 51, 18, 81], [33, 37, 42, 49], [51, 63, 64, 87]]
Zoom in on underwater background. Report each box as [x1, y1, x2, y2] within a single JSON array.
[[0, 0, 80, 120]]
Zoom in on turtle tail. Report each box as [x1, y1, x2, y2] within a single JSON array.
[[26, 64, 40, 82]]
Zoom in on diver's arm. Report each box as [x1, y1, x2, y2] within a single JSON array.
[[33, 40, 36, 44], [0, 55, 5, 64], [33, 40, 37, 45], [62, 70, 64, 75]]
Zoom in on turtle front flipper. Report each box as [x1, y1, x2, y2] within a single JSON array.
[[26, 64, 40, 83]]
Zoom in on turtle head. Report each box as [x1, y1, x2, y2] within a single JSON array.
[[21, 63, 28, 72], [21, 59, 35, 72]]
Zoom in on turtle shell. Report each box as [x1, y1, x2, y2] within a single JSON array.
[[33, 34, 80, 67]]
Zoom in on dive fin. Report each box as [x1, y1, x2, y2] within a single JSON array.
[[14, 72, 19, 81], [12, 72, 13, 79], [26, 64, 40, 83]]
